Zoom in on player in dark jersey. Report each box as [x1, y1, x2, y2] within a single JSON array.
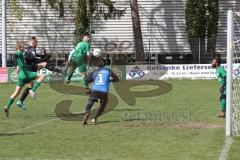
[[83, 58, 119, 125], [16, 36, 63, 109]]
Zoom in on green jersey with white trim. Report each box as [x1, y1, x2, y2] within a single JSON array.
[[215, 66, 226, 94], [69, 40, 90, 60], [215, 66, 226, 86], [16, 50, 28, 73]]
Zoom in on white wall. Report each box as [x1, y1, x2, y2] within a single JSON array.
[[1, 0, 76, 59], [0, 0, 239, 60]]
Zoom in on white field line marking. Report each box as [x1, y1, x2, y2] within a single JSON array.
[[7, 118, 58, 134], [218, 137, 233, 160]]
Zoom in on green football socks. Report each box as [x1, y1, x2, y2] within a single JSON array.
[[6, 98, 14, 109], [32, 81, 41, 92], [220, 99, 226, 111]]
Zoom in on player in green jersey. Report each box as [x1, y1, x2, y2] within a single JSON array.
[[3, 41, 45, 117], [211, 58, 226, 118], [65, 33, 91, 91]]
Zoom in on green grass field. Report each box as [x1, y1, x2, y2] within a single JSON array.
[[0, 80, 239, 160]]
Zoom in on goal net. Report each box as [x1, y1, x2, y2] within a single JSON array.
[[227, 10, 240, 136]]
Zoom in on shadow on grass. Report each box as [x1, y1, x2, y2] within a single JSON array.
[[0, 132, 35, 137]]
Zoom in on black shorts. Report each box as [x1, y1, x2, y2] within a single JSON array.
[[220, 93, 226, 101], [90, 91, 108, 104]]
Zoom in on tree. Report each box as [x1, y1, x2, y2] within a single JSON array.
[[7, 0, 23, 20], [185, 0, 207, 63], [41, 0, 144, 62], [10, 0, 146, 63], [185, 0, 219, 63], [34, 0, 126, 44], [206, 0, 219, 57], [129, 0, 145, 62]]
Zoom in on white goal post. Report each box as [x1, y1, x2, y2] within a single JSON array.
[[226, 10, 240, 137], [226, 10, 233, 137]]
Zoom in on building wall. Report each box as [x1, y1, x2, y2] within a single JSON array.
[[0, 0, 239, 61], [91, 0, 191, 55], [92, 0, 239, 56], [1, 0, 76, 60], [216, 0, 239, 53]]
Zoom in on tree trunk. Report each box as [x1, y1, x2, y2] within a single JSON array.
[[185, 0, 206, 63], [206, 0, 219, 58], [129, 0, 145, 62]]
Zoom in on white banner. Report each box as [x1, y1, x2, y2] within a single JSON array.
[[126, 64, 240, 80]]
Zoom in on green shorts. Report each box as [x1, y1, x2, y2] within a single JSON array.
[[17, 71, 37, 87], [79, 65, 87, 73], [69, 55, 87, 73], [71, 54, 87, 66]]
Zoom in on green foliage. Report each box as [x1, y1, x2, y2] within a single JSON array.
[[207, 0, 219, 39], [185, 0, 207, 62], [207, 0, 219, 55], [47, 0, 58, 8], [7, 0, 23, 20], [7, 0, 125, 45], [37, 0, 126, 45], [88, 0, 95, 17], [185, 0, 206, 38], [74, 0, 89, 44], [73, 0, 126, 44], [185, 0, 219, 58]]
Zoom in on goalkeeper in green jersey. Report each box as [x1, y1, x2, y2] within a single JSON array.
[[65, 32, 91, 91], [211, 58, 226, 118], [3, 41, 45, 117]]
